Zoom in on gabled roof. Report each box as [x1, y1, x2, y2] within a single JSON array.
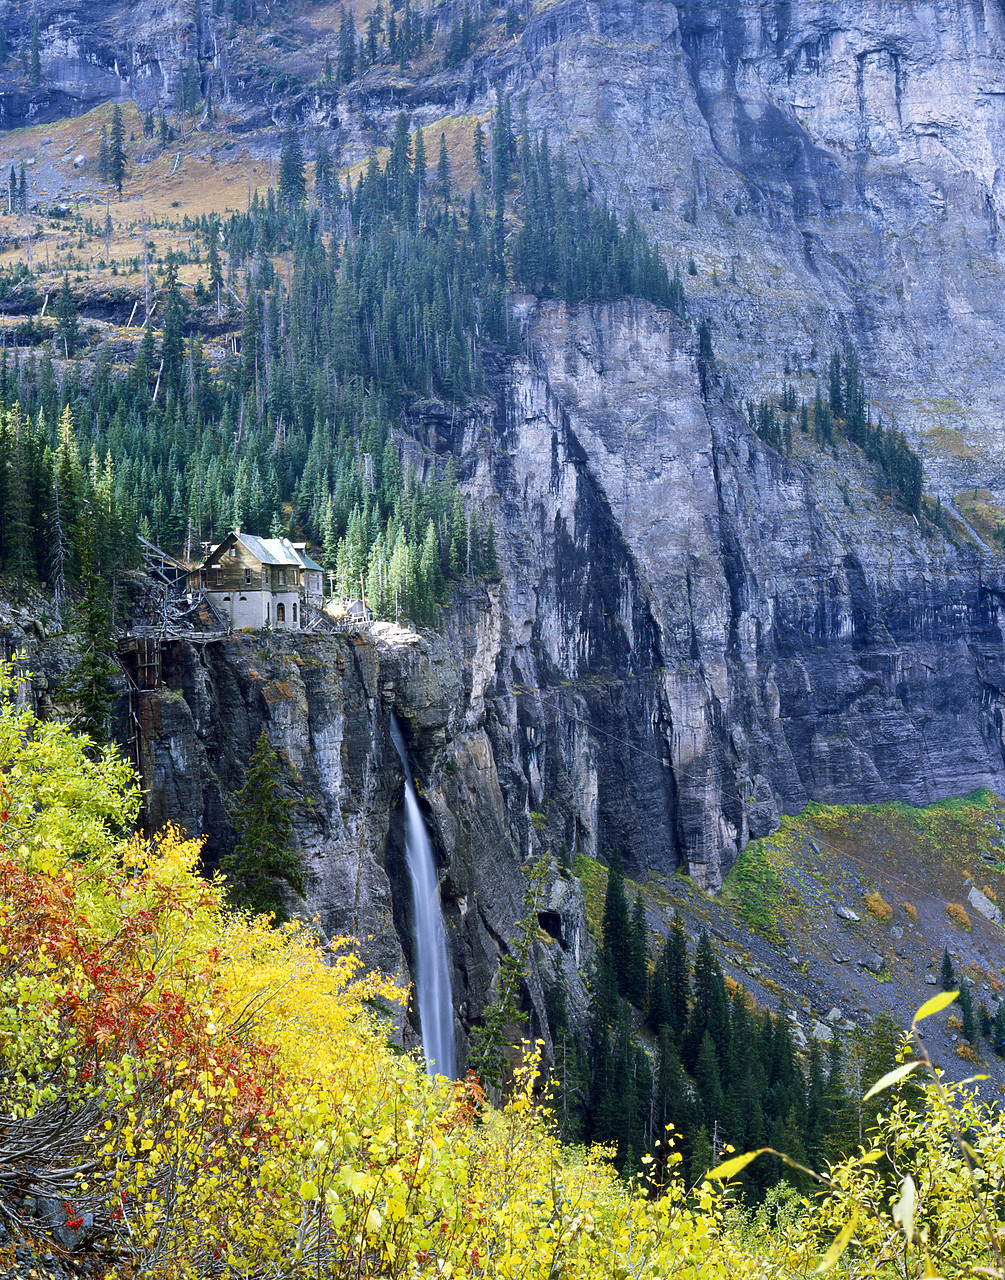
[[238, 533, 303, 567], [295, 547, 324, 572], [203, 532, 323, 571]]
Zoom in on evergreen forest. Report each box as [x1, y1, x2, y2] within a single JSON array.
[[0, 104, 679, 626], [0, 96, 925, 632]]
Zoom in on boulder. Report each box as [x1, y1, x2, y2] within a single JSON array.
[[967, 885, 1003, 927]]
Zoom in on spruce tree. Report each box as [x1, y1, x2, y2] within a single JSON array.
[[627, 890, 648, 1008], [55, 274, 78, 357], [959, 983, 978, 1045], [940, 947, 956, 991], [437, 132, 451, 204], [220, 728, 303, 921], [108, 105, 127, 197], [337, 8, 356, 83], [601, 849, 631, 995], [278, 125, 306, 211], [64, 508, 118, 748], [665, 911, 690, 1037]]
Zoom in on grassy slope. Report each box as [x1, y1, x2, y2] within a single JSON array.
[[576, 791, 1005, 1081]]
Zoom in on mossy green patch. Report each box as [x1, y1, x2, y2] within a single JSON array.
[[572, 853, 607, 941], [794, 790, 1002, 874], [723, 838, 784, 943]]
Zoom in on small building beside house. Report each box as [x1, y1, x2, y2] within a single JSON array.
[[325, 597, 374, 624], [292, 544, 325, 611], [189, 531, 319, 630]]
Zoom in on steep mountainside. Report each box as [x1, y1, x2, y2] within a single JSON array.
[[11, 0, 1005, 490], [4, 0, 1005, 1066]]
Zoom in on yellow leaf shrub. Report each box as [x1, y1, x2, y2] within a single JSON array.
[[946, 902, 972, 930], [864, 890, 893, 922]]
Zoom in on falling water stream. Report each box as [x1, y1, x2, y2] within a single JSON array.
[[389, 714, 456, 1079]]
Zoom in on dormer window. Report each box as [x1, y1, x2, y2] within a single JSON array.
[[229, 547, 237, 558]]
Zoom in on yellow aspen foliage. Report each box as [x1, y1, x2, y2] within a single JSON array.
[[3, 658, 1005, 1278]]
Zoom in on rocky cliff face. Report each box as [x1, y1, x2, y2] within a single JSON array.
[[443, 299, 1005, 892], [11, 0, 1005, 482], [125, 299, 1005, 1068], [333, 0, 1005, 493]]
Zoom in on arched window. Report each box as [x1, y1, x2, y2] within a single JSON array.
[[292, 602, 297, 623], [276, 603, 285, 623]]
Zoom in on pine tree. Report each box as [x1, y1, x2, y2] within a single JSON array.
[[626, 890, 648, 1008], [108, 105, 127, 197], [278, 124, 306, 211], [941, 947, 956, 991], [665, 911, 690, 1037], [64, 508, 118, 748], [219, 728, 303, 921], [437, 132, 451, 204], [55, 274, 79, 358], [959, 983, 978, 1046], [337, 8, 356, 83], [601, 849, 631, 995], [413, 126, 427, 200]]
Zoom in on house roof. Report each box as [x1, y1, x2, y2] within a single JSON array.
[[295, 547, 324, 572], [237, 533, 303, 566], [203, 533, 324, 571]]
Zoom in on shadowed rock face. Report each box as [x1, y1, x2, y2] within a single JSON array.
[[452, 299, 1005, 889], [129, 300, 1005, 1052]]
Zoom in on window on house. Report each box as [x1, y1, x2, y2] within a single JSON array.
[[278, 569, 286, 586], [245, 568, 252, 584], [292, 602, 297, 623], [230, 547, 236, 557], [215, 569, 223, 586], [266, 601, 270, 621], [276, 603, 285, 623]]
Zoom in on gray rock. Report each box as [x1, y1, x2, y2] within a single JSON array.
[[836, 906, 861, 922], [858, 953, 885, 974], [832, 953, 850, 964], [926, 974, 938, 984], [812, 1020, 834, 1042], [72, 153, 86, 168], [967, 885, 1003, 927], [890, 926, 903, 939]]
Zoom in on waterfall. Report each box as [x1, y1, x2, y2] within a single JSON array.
[[389, 715, 456, 1079]]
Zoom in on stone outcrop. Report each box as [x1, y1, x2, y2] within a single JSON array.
[[444, 299, 1005, 890], [128, 297, 1005, 1066]]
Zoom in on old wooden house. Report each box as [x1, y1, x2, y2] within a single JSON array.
[[189, 531, 321, 630]]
